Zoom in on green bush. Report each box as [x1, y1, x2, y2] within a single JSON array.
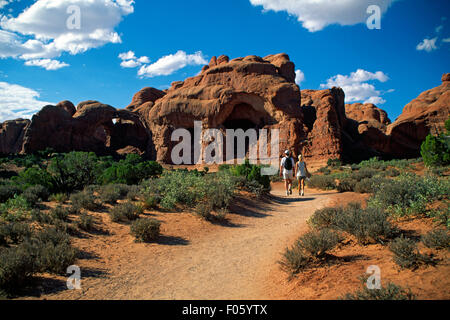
[[0, 195, 31, 221], [77, 212, 94, 232], [22, 185, 49, 205], [308, 207, 342, 229], [99, 154, 163, 185], [15, 167, 54, 190], [70, 191, 98, 211], [0, 245, 36, 293], [98, 184, 122, 204], [358, 157, 388, 171], [421, 229, 450, 250], [333, 203, 397, 244], [337, 178, 357, 192], [228, 159, 270, 190], [307, 175, 336, 190], [194, 202, 213, 220], [350, 168, 378, 182], [340, 277, 415, 300], [385, 168, 400, 177], [390, 236, 432, 269], [327, 158, 342, 169], [354, 177, 382, 194], [420, 127, 450, 167], [48, 152, 103, 192], [49, 205, 69, 222], [0, 222, 32, 245], [49, 193, 68, 203], [317, 166, 331, 175], [130, 218, 161, 242], [0, 184, 22, 203], [109, 202, 143, 223], [298, 229, 341, 258], [369, 174, 450, 216], [279, 243, 310, 275]]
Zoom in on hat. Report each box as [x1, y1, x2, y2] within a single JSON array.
[[284, 150, 290, 155]]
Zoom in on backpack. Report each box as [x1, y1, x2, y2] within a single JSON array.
[[284, 157, 293, 170]]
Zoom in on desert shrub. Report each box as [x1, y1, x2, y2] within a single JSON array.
[[130, 218, 161, 242], [98, 184, 122, 204], [327, 158, 342, 169], [298, 229, 341, 258], [109, 202, 142, 223], [70, 191, 98, 211], [228, 159, 270, 190], [426, 204, 450, 228], [279, 229, 340, 275], [337, 178, 357, 192], [22, 185, 49, 205], [317, 167, 331, 175], [334, 203, 397, 244], [0, 245, 36, 293], [385, 168, 400, 177], [15, 167, 54, 190], [49, 205, 69, 222], [194, 202, 213, 220], [30, 209, 52, 224], [390, 236, 432, 269], [354, 177, 379, 194], [308, 207, 342, 229], [350, 168, 378, 182], [359, 157, 388, 171], [76, 212, 95, 232], [0, 184, 22, 203], [142, 194, 159, 209], [49, 193, 68, 203], [0, 222, 32, 245], [99, 154, 163, 185], [421, 229, 450, 250], [0, 195, 31, 221], [145, 169, 237, 211], [420, 127, 450, 167], [279, 243, 310, 275], [48, 152, 102, 192], [369, 174, 450, 216], [307, 175, 336, 190], [340, 277, 415, 300], [125, 185, 141, 200]]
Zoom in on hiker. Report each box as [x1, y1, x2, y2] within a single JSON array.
[[296, 154, 309, 196], [280, 150, 295, 196]]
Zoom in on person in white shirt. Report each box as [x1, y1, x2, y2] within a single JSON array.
[[279, 150, 295, 196], [296, 154, 309, 196]]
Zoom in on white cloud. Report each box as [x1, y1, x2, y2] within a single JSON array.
[[118, 50, 150, 68], [138, 50, 207, 78], [442, 38, 450, 43], [320, 69, 389, 105], [0, 0, 134, 69], [416, 37, 438, 52], [0, 1, 10, 9], [295, 69, 304, 85], [0, 81, 53, 122], [249, 0, 396, 32], [24, 58, 69, 70]]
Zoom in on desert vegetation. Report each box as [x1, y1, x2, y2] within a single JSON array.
[[280, 149, 449, 299], [0, 151, 270, 297]]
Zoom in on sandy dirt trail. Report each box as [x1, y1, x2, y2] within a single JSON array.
[[44, 185, 343, 300]]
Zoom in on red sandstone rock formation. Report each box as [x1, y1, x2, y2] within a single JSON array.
[[0, 119, 30, 154], [21, 101, 152, 156], [385, 73, 450, 157], [138, 53, 307, 163], [300, 88, 346, 167]]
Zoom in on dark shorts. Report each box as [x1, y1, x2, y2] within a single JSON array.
[[297, 176, 306, 181]]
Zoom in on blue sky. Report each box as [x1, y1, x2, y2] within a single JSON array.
[[0, 0, 449, 122]]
